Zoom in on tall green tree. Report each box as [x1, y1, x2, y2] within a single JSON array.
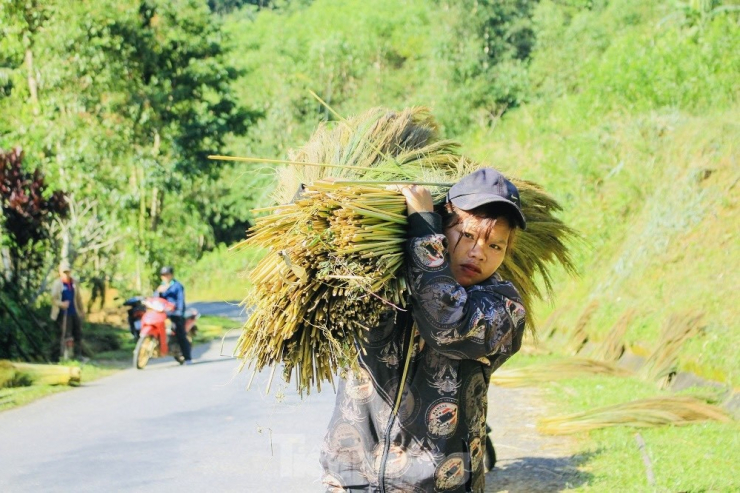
[[0, 0, 253, 290]]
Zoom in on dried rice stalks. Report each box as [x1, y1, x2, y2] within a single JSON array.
[[0, 360, 81, 387], [498, 181, 577, 325], [591, 309, 636, 362], [538, 396, 730, 435], [237, 183, 420, 394], [540, 306, 567, 340], [233, 107, 576, 394], [490, 358, 633, 388], [639, 312, 704, 388], [568, 301, 599, 354], [236, 108, 462, 394]]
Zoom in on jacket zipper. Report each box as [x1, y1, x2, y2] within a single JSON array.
[[378, 322, 415, 493]]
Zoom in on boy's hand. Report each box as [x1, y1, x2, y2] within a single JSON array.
[[399, 185, 433, 215], [60, 301, 70, 309]]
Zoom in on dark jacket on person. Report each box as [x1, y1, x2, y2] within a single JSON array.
[[320, 212, 526, 492], [157, 279, 185, 317]]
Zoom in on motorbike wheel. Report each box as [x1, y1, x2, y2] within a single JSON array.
[[133, 335, 157, 369]]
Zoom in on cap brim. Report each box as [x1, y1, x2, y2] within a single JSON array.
[[450, 194, 527, 230]]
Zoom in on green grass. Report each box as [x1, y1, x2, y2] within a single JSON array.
[[85, 321, 138, 363], [194, 315, 242, 344], [529, 371, 739, 492], [180, 244, 266, 302], [0, 384, 70, 411], [0, 362, 119, 412], [466, 105, 740, 385], [572, 422, 739, 492]]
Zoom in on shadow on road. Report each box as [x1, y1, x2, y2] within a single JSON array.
[[134, 334, 238, 371], [486, 454, 594, 492]]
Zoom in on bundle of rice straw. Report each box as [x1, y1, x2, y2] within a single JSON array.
[[490, 358, 633, 388], [0, 360, 81, 387], [639, 312, 704, 388], [231, 107, 576, 394], [591, 308, 635, 362], [538, 396, 730, 435], [568, 300, 599, 354]]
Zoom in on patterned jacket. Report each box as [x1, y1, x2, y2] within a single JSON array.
[[320, 213, 526, 492]]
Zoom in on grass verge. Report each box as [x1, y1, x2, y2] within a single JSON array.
[[508, 354, 739, 492], [180, 244, 266, 302], [0, 362, 118, 412]]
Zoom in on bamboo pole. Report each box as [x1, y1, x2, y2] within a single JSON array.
[[208, 155, 361, 171]]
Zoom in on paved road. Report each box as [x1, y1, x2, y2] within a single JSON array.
[[0, 317, 335, 492], [0, 302, 578, 492], [189, 301, 250, 322]]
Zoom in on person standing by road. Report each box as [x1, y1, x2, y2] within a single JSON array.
[[50, 260, 85, 361], [156, 266, 192, 364]]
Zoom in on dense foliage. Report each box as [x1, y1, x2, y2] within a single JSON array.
[[0, 0, 253, 291], [1, 0, 738, 373], [0, 147, 67, 360], [0, 147, 67, 289]]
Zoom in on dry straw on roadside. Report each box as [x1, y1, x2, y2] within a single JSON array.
[[538, 395, 730, 435], [227, 106, 576, 394], [591, 308, 636, 362], [490, 358, 633, 388], [0, 360, 80, 387], [568, 300, 599, 354], [639, 312, 704, 388]]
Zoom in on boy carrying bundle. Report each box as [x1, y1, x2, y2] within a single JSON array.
[[320, 168, 528, 493]]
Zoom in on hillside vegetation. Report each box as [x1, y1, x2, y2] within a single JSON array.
[[183, 0, 739, 384], [467, 1, 739, 383]]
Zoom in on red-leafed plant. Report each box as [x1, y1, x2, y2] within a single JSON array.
[[0, 147, 68, 290], [0, 147, 69, 360]]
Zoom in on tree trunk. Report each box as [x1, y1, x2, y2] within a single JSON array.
[[24, 48, 39, 115], [137, 165, 146, 292], [150, 187, 160, 231], [61, 228, 72, 263], [1, 246, 12, 283]]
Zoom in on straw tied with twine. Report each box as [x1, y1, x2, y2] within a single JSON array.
[[213, 107, 576, 395]]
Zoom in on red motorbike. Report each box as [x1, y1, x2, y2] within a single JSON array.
[[132, 297, 200, 369]]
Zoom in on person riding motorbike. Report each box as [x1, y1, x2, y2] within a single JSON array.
[[156, 266, 192, 365]]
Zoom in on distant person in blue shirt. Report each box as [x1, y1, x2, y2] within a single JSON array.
[[50, 260, 85, 361], [156, 266, 192, 364]]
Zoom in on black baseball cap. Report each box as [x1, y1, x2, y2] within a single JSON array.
[[160, 266, 174, 275], [447, 168, 527, 230]]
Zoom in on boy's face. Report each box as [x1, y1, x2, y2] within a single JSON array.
[[444, 216, 512, 287]]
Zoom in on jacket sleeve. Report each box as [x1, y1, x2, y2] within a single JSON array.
[[50, 280, 64, 307], [405, 212, 526, 363], [175, 283, 185, 315]]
